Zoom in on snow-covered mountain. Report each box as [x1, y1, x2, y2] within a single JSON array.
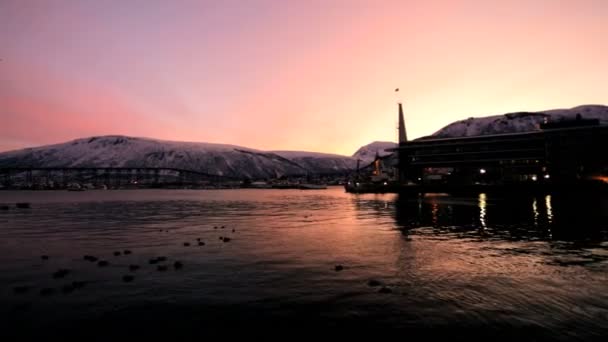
[[429, 105, 608, 138], [0, 136, 356, 179], [351, 141, 397, 164], [3, 106, 605, 180]]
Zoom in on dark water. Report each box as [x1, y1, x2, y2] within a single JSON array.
[[1, 188, 607, 339]]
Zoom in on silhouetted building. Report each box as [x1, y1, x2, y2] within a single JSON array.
[[392, 106, 608, 186]]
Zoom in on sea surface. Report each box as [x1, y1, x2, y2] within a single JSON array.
[[1, 188, 607, 339]]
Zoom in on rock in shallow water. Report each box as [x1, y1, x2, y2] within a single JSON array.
[[378, 287, 392, 294], [52, 269, 70, 279], [368, 279, 382, 287], [71, 281, 86, 289], [84, 255, 98, 262], [149, 256, 167, 264]]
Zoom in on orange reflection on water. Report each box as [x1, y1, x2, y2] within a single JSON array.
[[431, 203, 439, 226], [424, 193, 447, 227]]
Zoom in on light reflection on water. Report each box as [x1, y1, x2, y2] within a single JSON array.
[[546, 194, 553, 224], [479, 193, 487, 230], [0, 188, 607, 338]]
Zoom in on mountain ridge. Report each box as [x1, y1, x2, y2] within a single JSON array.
[[428, 105, 608, 139], [0, 135, 357, 179]]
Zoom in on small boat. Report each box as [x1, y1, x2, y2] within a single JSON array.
[[344, 181, 398, 193]]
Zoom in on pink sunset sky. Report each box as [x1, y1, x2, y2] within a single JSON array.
[[1, 0, 607, 155]]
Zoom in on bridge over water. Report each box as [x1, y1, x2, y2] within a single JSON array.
[[0, 167, 237, 188]]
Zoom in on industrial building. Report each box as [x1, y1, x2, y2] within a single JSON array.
[[393, 105, 608, 187]]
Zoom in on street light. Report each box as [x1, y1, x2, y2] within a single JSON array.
[[479, 168, 486, 174]]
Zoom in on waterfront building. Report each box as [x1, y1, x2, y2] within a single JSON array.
[[392, 105, 608, 186]]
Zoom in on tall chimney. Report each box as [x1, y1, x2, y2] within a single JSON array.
[[398, 102, 407, 144]]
